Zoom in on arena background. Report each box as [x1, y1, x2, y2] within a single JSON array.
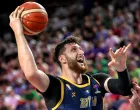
[[0, 0, 140, 110]]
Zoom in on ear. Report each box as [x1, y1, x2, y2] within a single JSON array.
[[58, 55, 66, 64]]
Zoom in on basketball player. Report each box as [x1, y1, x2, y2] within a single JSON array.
[[9, 6, 132, 110]]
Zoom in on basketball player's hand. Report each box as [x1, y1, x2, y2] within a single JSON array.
[[132, 82, 140, 98], [9, 6, 24, 36], [108, 43, 131, 72], [129, 82, 140, 110]]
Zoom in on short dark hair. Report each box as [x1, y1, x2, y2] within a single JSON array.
[[54, 36, 80, 68]]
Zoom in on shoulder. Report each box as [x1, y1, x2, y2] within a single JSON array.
[[37, 74, 62, 94], [85, 72, 110, 79], [85, 72, 111, 87]]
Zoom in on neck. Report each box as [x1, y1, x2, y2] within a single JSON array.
[[60, 68, 83, 84]]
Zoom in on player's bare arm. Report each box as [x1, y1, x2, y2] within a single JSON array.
[[9, 6, 49, 92]]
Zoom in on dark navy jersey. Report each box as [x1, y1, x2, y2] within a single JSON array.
[[46, 74, 104, 110], [38, 69, 132, 110]]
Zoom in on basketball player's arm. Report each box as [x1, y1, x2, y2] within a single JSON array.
[[102, 43, 132, 96], [38, 74, 61, 108], [9, 6, 50, 92], [93, 69, 132, 96]]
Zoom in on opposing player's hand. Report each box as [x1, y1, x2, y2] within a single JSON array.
[[9, 6, 24, 36], [129, 82, 140, 110], [108, 43, 131, 72], [132, 82, 140, 98]]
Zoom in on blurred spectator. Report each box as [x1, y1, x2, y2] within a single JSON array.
[[113, 9, 125, 26], [128, 61, 140, 84], [104, 29, 120, 50], [120, 21, 134, 38], [92, 52, 109, 74], [4, 86, 22, 110], [109, 95, 130, 110]]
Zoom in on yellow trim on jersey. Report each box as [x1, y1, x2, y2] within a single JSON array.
[[52, 78, 64, 110], [102, 97, 104, 110], [91, 77, 101, 86], [60, 74, 90, 88]]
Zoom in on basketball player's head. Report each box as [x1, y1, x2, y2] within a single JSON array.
[[54, 36, 88, 74]]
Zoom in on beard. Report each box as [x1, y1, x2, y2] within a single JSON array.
[[65, 55, 88, 74]]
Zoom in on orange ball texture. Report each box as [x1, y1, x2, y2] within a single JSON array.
[[20, 2, 48, 35]]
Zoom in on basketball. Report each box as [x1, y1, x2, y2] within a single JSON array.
[[19, 2, 48, 35]]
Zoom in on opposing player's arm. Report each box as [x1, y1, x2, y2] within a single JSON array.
[[102, 43, 132, 95], [9, 6, 49, 92], [93, 69, 132, 96], [105, 69, 132, 96]]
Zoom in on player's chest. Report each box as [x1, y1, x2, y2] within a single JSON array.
[[62, 83, 102, 109]]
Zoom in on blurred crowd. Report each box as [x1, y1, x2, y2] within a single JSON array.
[[0, 0, 140, 110]]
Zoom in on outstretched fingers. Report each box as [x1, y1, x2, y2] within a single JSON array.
[[17, 7, 24, 18], [115, 48, 122, 54], [114, 43, 131, 54], [120, 46, 126, 52], [9, 11, 14, 19], [131, 88, 138, 96], [109, 48, 115, 60], [135, 85, 140, 92], [124, 43, 131, 53], [108, 60, 114, 67], [10, 6, 24, 19], [13, 6, 20, 18]]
